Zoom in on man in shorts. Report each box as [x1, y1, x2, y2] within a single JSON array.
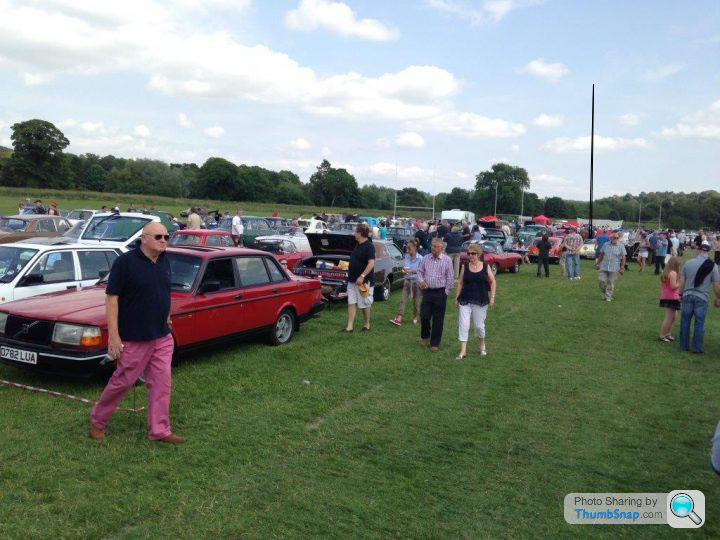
[[341, 223, 375, 333]]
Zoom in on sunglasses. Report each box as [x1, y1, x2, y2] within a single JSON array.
[[145, 234, 170, 241], [468, 252, 480, 256]]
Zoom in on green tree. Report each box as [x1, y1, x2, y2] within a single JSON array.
[[474, 163, 530, 215], [444, 187, 471, 210], [193, 157, 238, 200], [308, 160, 360, 207], [2, 119, 70, 188], [543, 196, 567, 218]]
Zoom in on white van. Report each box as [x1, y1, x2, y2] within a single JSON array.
[[440, 209, 475, 224]]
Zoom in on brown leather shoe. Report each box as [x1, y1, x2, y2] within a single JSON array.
[[157, 433, 186, 445], [419, 338, 429, 347], [89, 423, 105, 441], [429, 347, 439, 352]]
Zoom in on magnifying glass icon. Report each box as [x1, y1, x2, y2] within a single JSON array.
[[670, 493, 702, 525]]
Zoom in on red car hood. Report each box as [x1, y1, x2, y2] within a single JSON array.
[[0, 286, 109, 326]]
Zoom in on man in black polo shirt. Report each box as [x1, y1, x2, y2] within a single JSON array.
[[342, 223, 375, 332], [90, 222, 185, 444]]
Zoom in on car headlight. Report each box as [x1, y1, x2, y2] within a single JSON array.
[[52, 324, 102, 346], [0, 312, 7, 334]]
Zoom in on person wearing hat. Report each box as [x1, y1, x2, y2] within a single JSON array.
[[677, 240, 720, 353]]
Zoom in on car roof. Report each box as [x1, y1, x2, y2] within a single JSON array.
[[167, 246, 272, 259], [6, 214, 66, 220], [70, 209, 97, 212], [0, 242, 117, 251], [173, 230, 230, 236]]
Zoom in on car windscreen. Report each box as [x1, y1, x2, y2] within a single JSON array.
[[169, 234, 201, 246], [82, 215, 150, 242], [167, 253, 202, 291], [0, 246, 39, 282], [0, 218, 28, 232], [217, 217, 232, 231], [64, 220, 86, 239], [255, 240, 283, 253], [68, 210, 93, 220]]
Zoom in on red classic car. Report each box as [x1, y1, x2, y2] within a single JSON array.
[[169, 229, 233, 247], [0, 246, 326, 376], [528, 236, 564, 263], [459, 241, 522, 274]]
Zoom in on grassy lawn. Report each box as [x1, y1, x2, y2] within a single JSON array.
[[1, 258, 718, 538], [0, 187, 419, 221]]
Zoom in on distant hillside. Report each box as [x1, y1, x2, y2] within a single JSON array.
[[0, 146, 12, 159]]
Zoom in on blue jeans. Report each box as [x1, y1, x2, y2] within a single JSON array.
[[679, 295, 708, 352], [566, 253, 580, 278]]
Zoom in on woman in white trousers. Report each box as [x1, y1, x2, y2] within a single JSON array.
[[455, 243, 496, 359]]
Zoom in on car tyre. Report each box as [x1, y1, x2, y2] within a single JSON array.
[[270, 309, 295, 345], [492, 263, 499, 275], [511, 261, 519, 273], [375, 278, 391, 301]]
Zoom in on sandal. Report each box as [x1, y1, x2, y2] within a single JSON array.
[[389, 318, 402, 326], [339, 328, 353, 333], [657, 336, 671, 342], [455, 353, 467, 360], [665, 335, 675, 341]]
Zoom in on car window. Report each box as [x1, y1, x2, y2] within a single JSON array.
[[78, 250, 116, 280], [58, 219, 71, 233], [38, 219, 57, 232], [0, 218, 28, 232], [169, 234, 201, 246], [386, 244, 403, 259], [167, 253, 202, 291], [27, 251, 75, 283], [265, 258, 287, 283], [200, 259, 237, 291], [282, 240, 296, 253], [374, 243, 385, 258], [205, 235, 223, 246], [255, 219, 270, 232], [0, 247, 39, 283], [82, 216, 151, 242], [235, 257, 271, 287]]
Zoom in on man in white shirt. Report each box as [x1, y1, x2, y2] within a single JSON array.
[[231, 209, 244, 246]]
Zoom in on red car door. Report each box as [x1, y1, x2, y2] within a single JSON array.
[[234, 255, 294, 329], [171, 257, 243, 345]]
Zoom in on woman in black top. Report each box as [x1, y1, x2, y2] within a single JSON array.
[[536, 234, 552, 278], [454, 243, 496, 359]]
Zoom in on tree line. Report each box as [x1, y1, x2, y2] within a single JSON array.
[[0, 119, 716, 228]]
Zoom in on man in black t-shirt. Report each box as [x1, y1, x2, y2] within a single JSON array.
[[90, 221, 185, 445], [342, 223, 375, 333]]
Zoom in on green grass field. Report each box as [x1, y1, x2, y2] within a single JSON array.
[[1, 258, 718, 538], [0, 186, 418, 221]]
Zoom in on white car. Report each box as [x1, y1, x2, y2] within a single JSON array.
[[78, 212, 161, 249], [303, 219, 328, 234], [255, 233, 312, 253], [0, 243, 124, 304], [66, 209, 98, 226]]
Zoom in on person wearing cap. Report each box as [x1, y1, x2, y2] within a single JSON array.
[[677, 241, 720, 353], [595, 232, 626, 301]]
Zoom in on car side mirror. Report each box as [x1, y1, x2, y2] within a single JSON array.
[[20, 273, 44, 286], [98, 270, 109, 279], [198, 279, 221, 294]]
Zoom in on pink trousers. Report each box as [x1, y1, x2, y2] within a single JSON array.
[[90, 333, 175, 440]]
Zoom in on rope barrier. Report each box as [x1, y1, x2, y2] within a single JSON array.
[[0, 378, 146, 413]]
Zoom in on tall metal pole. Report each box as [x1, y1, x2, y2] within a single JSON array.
[[520, 187, 524, 219], [659, 201, 662, 229], [494, 182, 498, 216], [589, 84, 594, 238]]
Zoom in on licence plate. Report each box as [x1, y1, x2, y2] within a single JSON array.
[[0, 346, 37, 365]]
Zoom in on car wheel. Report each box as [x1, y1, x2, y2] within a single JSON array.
[[492, 263, 499, 275], [270, 309, 295, 345], [375, 278, 391, 301], [511, 261, 519, 273]]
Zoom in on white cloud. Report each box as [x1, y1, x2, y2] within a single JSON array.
[[659, 98, 720, 140], [0, 0, 523, 141], [133, 124, 150, 138], [289, 137, 311, 150], [641, 63, 683, 81], [543, 135, 651, 153], [619, 113, 641, 126], [80, 121, 105, 133], [532, 113, 563, 127], [203, 125, 225, 137], [427, 0, 536, 24], [22, 72, 53, 86], [285, 0, 399, 41], [511, 143, 520, 153], [530, 172, 588, 198], [57, 119, 77, 128], [395, 132, 425, 148], [520, 58, 569, 81], [320, 146, 332, 156], [177, 113, 193, 128]]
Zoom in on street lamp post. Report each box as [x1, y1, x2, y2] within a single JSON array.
[[494, 181, 498, 217]]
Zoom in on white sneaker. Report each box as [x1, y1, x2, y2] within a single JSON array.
[[480, 349, 487, 356], [605, 298, 612, 302]]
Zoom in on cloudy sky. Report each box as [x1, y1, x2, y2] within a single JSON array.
[[0, 0, 718, 199]]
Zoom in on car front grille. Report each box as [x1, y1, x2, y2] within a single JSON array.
[[5, 316, 53, 345]]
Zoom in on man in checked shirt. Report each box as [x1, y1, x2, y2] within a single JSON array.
[[416, 237, 455, 352]]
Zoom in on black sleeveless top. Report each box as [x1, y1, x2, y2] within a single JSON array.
[[458, 262, 489, 306]]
